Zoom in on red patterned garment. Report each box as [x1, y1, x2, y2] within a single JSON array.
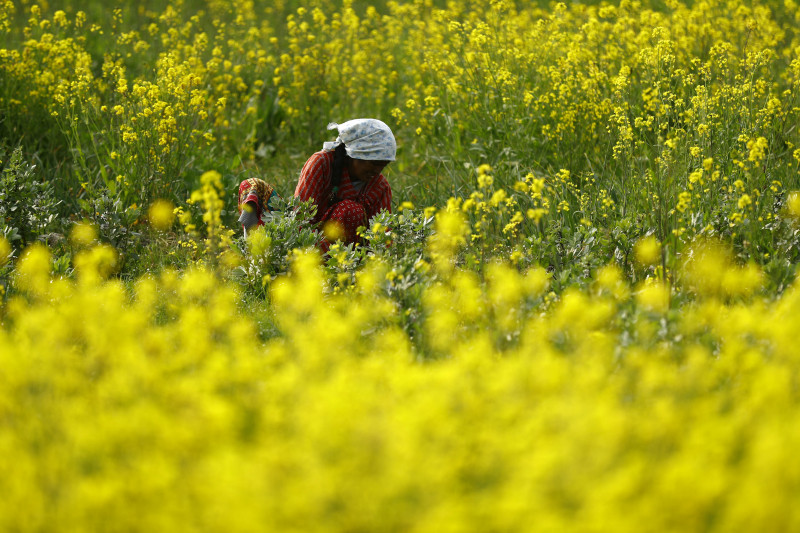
[[294, 150, 392, 246], [237, 178, 277, 228]]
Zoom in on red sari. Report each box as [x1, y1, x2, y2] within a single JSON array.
[[294, 151, 392, 248]]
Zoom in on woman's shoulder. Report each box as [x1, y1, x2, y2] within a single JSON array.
[[306, 149, 335, 165], [301, 150, 334, 175]]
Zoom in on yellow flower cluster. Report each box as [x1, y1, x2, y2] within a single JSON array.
[[2, 232, 800, 531], [182, 170, 236, 264]]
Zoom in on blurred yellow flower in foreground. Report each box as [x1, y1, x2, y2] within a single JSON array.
[[149, 199, 176, 231], [636, 279, 670, 313], [0, 236, 10, 266], [635, 235, 661, 267], [786, 191, 800, 218], [70, 221, 98, 247], [322, 220, 345, 242], [13, 243, 51, 294]]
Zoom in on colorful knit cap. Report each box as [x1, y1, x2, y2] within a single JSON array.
[[322, 119, 396, 161], [237, 178, 277, 224]]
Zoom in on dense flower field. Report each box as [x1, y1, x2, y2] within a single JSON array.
[[3, 234, 800, 531], [2, 0, 800, 530]]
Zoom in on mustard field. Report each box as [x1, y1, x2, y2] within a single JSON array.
[[2, 0, 800, 531]]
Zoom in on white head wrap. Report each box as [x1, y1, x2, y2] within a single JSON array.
[[322, 119, 396, 161]]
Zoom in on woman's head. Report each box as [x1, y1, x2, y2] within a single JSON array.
[[325, 119, 396, 183], [323, 119, 396, 162], [347, 158, 390, 182]]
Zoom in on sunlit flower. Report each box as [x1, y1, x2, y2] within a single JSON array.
[[635, 235, 661, 267], [71, 221, 98, 247], [149, 199, 175, 231]]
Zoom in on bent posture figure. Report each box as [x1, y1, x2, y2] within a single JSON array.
[[237, 178, 279, 237], [294, 119, 394, 251]]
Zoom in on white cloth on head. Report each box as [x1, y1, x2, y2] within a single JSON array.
[[322, 119, 396, 161]]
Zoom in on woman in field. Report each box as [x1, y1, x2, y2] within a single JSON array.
[[294, 118, 395, 251]]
